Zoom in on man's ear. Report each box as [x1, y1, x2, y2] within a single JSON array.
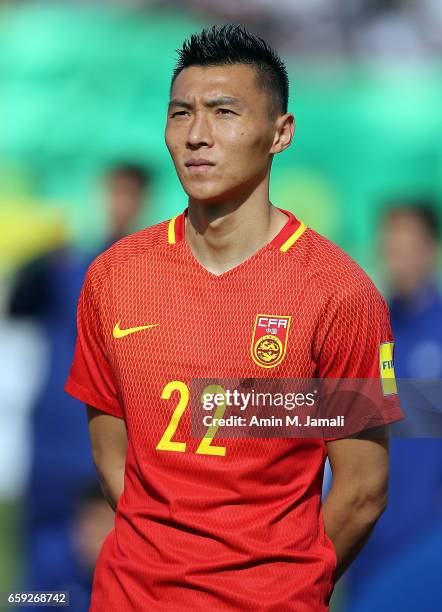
[[270, 113, 295, 155]]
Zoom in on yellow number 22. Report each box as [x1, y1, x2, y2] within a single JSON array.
[[156, 380, 226, 456]]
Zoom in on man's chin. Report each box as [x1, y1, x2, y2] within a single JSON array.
[[184, 184, 230, 205]]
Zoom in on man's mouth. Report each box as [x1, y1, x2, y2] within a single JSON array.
[[184, 159, 216, 173]]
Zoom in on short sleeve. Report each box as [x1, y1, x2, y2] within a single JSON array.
[[64, 267, 123, 419], [315, 281, 404, 437]]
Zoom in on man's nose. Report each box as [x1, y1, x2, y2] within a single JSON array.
[[187, 112, 213, 149]]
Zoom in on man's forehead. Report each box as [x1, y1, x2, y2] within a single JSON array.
[[171, 64, 261, 101]]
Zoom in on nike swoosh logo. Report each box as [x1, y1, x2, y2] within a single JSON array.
[[113, 322, 159, 338]]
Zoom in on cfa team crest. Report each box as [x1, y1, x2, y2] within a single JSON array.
[[250, 314, 292, 368]]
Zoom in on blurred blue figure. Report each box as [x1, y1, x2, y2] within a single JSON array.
[[8, 163, 151, 609], [345, 203, 442, 612]]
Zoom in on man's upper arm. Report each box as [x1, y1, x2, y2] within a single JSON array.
[[315, 278, 404, 438], [64, 263, 123, 419], [325, 426, 390, 503], [86, 404, 128, 466]]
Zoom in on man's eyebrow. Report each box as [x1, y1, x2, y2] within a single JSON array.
[[168, 96, 243, 110], [205, 96, 242, 108], [168, 99, 193, 110]]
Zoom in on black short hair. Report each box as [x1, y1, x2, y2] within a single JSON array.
[[171, 24, 289, 117], [385, 200, 440, 242], [108, 162, 151, 190]]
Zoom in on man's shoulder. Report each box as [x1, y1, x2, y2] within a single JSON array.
[[86, 217, 171, 285], [300, 227, 383, 302]]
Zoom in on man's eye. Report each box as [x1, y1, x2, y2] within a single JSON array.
[[217, 108, 234, 115], [171, 111, 189, 118]]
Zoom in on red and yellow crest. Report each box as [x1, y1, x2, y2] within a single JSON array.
[[250, 314, 292, 368]]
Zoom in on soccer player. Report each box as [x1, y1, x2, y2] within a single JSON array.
[[65, 25, 404, 611]]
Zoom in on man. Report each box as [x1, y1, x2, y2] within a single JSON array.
[[103, 163, 151, 247], [65, 25, 403, 611], [9, 162, 150, 596], [346, 203, 442, 611]]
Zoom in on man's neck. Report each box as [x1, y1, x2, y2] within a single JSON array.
[[185, 189, 288, 275]]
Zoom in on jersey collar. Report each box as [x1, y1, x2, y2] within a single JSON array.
[[167, 207, 307, 253]]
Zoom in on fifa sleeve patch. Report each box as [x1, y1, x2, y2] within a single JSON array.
[[379, 341, 397, 395]]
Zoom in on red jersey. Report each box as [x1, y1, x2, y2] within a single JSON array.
[[65, 208, 403, 611]]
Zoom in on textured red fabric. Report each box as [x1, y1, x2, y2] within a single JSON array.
[[65, 208, 403, 611]]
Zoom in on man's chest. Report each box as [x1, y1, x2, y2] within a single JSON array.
[[97, 256, 326, 464], [104, 268, 322, 387]]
